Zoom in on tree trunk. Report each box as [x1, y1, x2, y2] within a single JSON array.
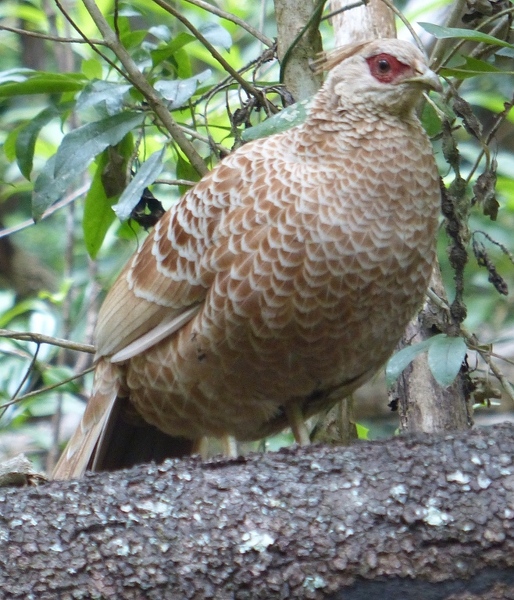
[[390, 266, 474, 433], [3, 425, 514, 599], [330, 0, 396, 46], [274, 0, 324, 101]]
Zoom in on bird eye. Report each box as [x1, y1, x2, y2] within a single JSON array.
[[377, 59, 391, 73], [366, 53, 411, 84]]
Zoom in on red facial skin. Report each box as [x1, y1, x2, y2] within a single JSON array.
[[366, 53, 413, 84]]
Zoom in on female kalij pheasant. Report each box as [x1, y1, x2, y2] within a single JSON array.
[[54, 39, 442, 478]]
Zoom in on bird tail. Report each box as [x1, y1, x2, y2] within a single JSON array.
[[52, 359, 121, 479], [52, 359, 196, 479]]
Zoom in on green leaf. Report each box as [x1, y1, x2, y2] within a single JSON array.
[[154, 69, 211, 109], [242, 99, 311, 142], [199, 23, 232, 51], [83, 134, 134, 257], [4, 125, 21, 162], [81, 58, 103, 80], [168, 31, 196, 53], [15, 104, 66, 180], [427, 335, 467, 387], [0, 297, 48, 328], [355, 423, 369, 440], [419, 23, 514, 50], [176, 153, 202, 196], [173, 47, 192, 79], [83, 154, 116, 258], [440, 56, 505, 79], [113, 148, 165, 222], [41, 365, 80, 395], [76, 80, 132, 115], [33, 112, 143, 220], [385, 337, 436, 388], [0, 72, 86, 97], [151, 32, 196, 68], [32, 155, 77, 221], [121, 29, 148, 50], [420, 101, 442, 137], [54, 111, 144, 178]]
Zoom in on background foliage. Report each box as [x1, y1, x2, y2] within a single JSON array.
[[0, 0, 513, 471]]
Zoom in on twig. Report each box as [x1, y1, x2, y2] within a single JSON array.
[[431, 4, 514, 72], [181, 46, 279, 113], [80, 0, 209, 177], [322, 0, 368, 21], [177, 124, 228, 152], [0, 366, 94, 410], [179, 0, 274, 47], [0, 183, 88, 240], [1, 345, 41, 419], [429, 0, 468, 70], [156, 178, 197, 187], [485, 93, 514, 146], [54, 0, 127, 80], [0, 329, 95, 354], [426, 289, 514, 404], [13, 344, 40, 399], [150, 0, 270, 109], [379, 0, 424, 52], [0, 24, 105, 45]]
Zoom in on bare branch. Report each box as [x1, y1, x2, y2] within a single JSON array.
[[80, 0, 209, 177], [0, 329, 95, 354], [151, 0, 272, 109], [0, 366, 94, 408], [156, 178, 197, 187], [0, 184, 89, 240], [0, 24, 105, 45], [5, 426, 514, 597], [180, 0, 274, 47]]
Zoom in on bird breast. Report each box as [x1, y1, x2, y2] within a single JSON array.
[[119, 114, 440, 441]]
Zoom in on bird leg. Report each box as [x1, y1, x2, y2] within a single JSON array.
[[285, 404, 311, 446], [221, 434, 238, 457]]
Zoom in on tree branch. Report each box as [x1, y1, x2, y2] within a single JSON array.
[[150, 0, 271, 108], [80, 0, 209, 177], [0, 24, 105, 45], [0, 329, 95, 355], [3, 425, 514, 598], [180, 0, 274, 47]]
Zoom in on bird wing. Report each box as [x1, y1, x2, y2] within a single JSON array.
[[94, 136, 297, 361], [54, 134, 311, 478], [94, 150, 255, 360]]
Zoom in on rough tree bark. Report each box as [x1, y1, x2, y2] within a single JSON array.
[[273, 0, 324, 100], [391, 267, 474, 434], [2, 425, 514, 599]]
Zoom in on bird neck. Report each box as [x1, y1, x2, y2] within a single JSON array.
[[297, 105, 424, 156], [306, 84, 423, 130]]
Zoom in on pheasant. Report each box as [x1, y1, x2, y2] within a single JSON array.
[[53, 39, 442, 479]]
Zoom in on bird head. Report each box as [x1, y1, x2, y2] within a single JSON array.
[[317, 39, 441, 116]]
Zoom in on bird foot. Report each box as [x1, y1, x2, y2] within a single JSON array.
[[285, 404, 311, 446]]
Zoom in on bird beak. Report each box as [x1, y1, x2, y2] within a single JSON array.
[[403, 66, 442, 93]]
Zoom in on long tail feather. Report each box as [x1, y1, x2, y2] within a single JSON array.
[[52, 359, 120, 479]]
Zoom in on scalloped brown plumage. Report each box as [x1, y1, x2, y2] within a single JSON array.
[[53, 39, 442, 479]]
